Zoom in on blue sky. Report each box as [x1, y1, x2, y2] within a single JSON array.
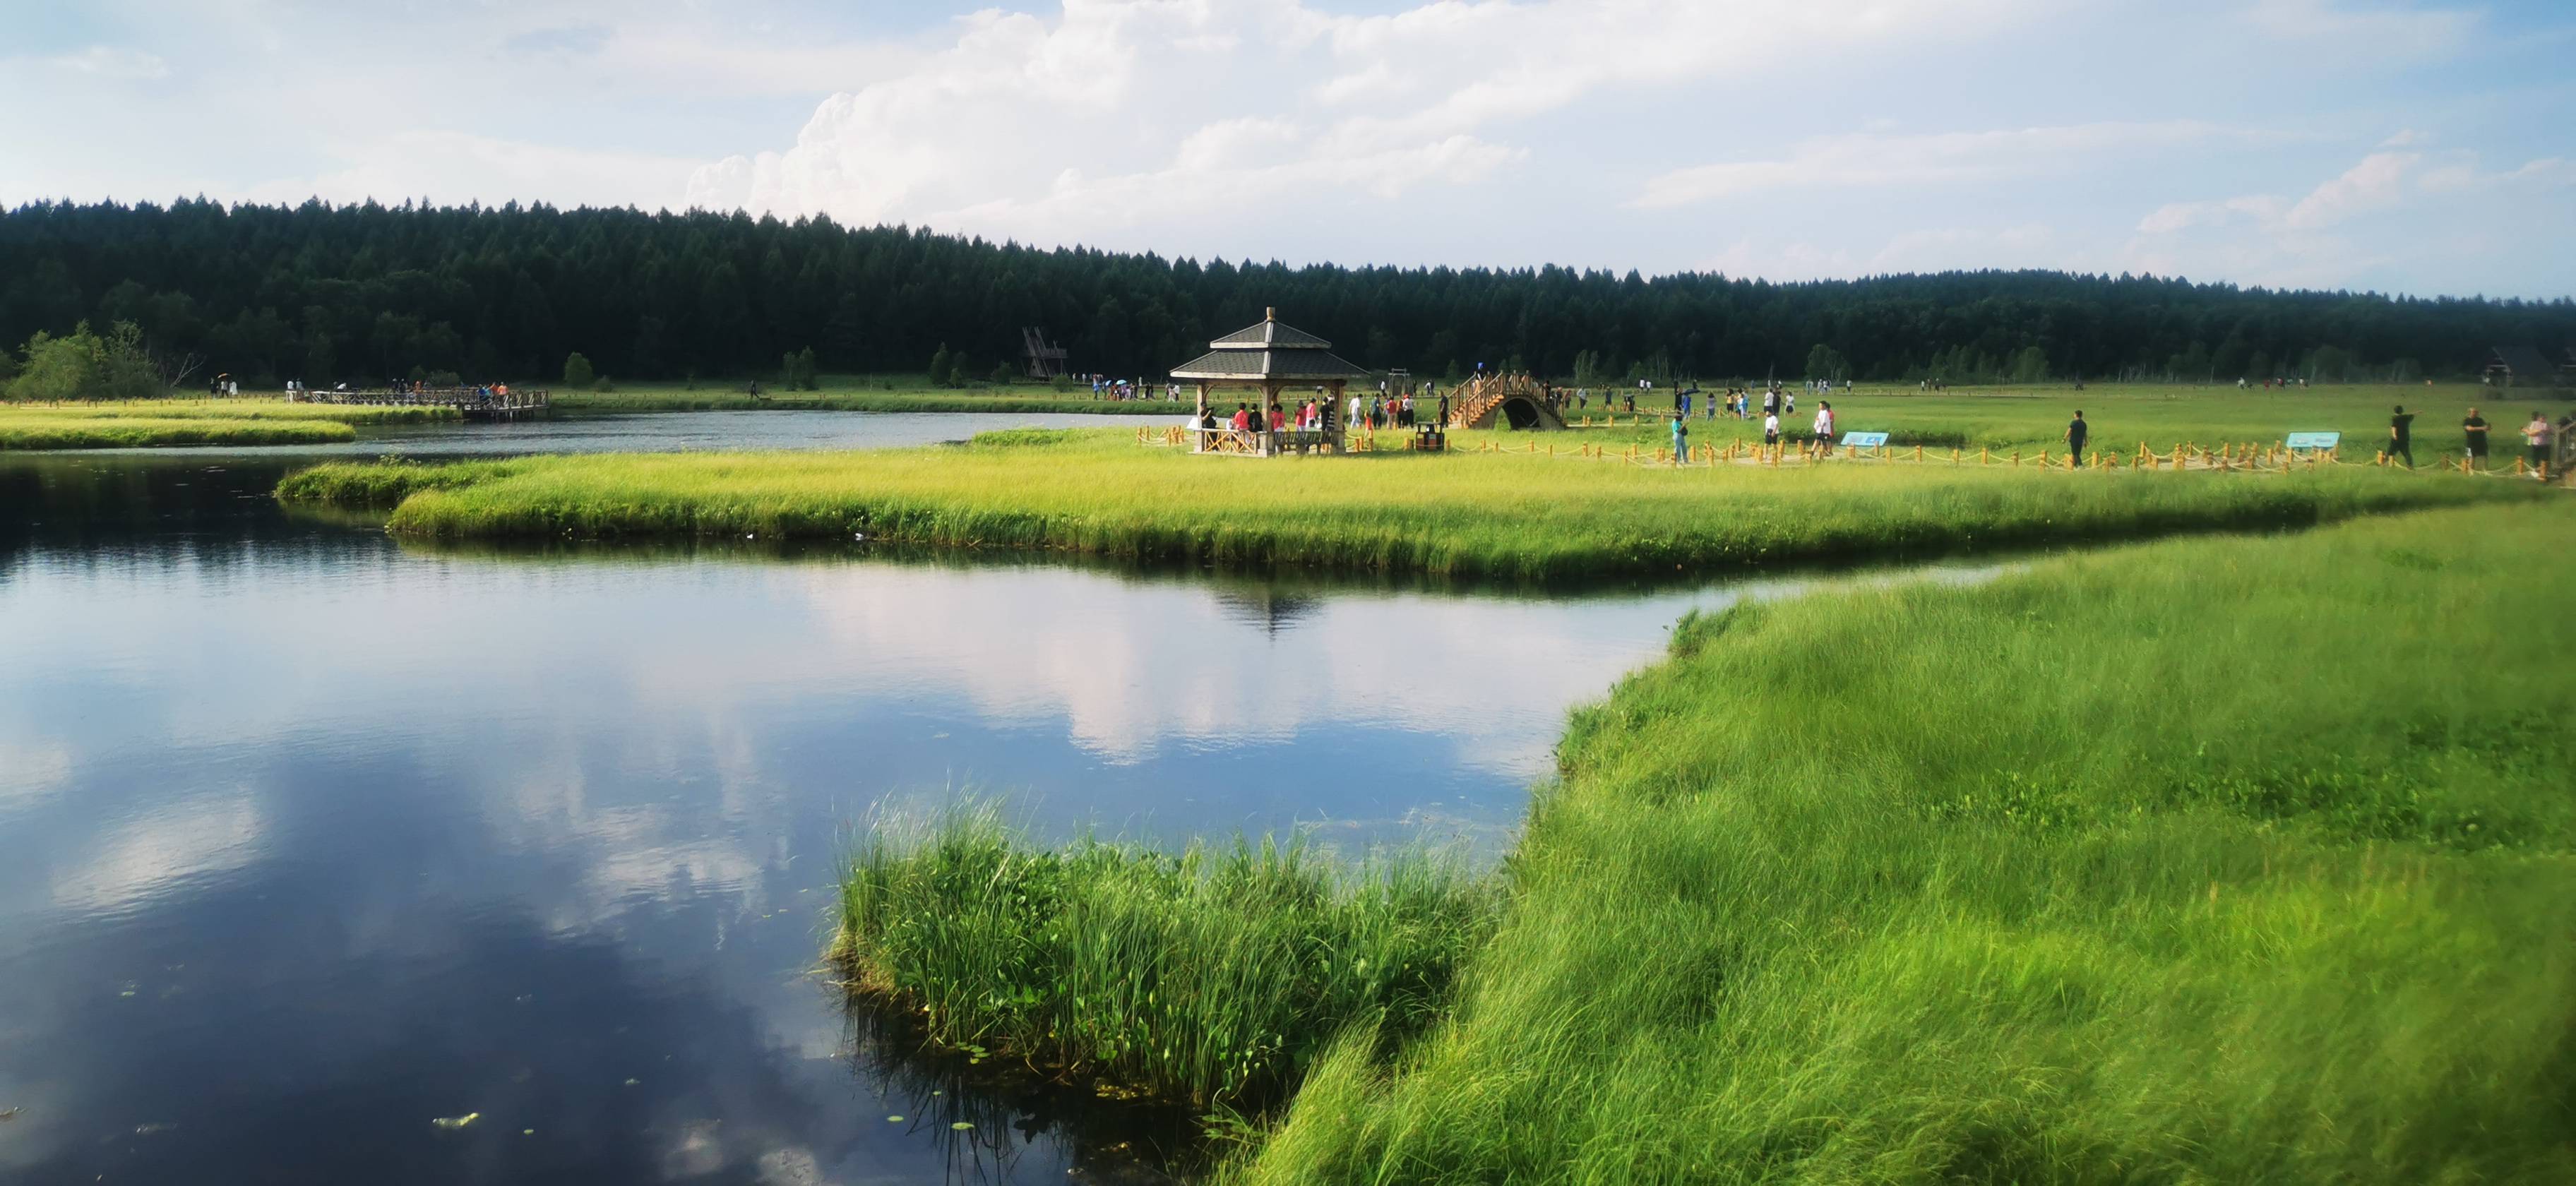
[[3, 0, 2570, 296]]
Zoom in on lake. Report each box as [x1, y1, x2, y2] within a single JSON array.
[[0, 413, 1988, 1184]]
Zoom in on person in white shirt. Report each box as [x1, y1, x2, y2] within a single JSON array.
[[1813, 401, 1835, 452], [1763, 411, 1780, 447]]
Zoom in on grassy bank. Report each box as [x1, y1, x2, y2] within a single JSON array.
[[1224, 502, 2576, 1183], [0, 398, 458, 449], [554, 375, 1186, 415], [837, 807, 1496, 1110], [275, 429, 2541, 580]]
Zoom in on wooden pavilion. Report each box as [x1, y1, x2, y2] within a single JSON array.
[[2483, 345, 2565, 388], [1170, 309, 1372, 455]]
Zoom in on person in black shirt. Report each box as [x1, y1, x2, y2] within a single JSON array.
[[2463, 407, 2489, 469], [2388, 405, 2415, 468], [2066, 410, 2088, 466]]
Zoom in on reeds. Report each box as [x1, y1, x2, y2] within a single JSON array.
[[835, 804, 1498, 1109]]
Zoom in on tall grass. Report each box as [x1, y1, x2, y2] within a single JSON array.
[[1227, 502, 2576, 1184], [275, 430, 2540, 580], [836, 804, 1498, 1109]]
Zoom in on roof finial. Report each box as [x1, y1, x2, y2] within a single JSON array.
[[1265, 306, 1276, 321]]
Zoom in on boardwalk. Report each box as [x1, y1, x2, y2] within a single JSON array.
[[292, 387, 551, 420]]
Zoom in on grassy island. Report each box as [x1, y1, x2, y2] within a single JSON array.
[[0, 398, 458, 450], [275, 426, 2540, 580], [842, 502, 2576, 1182]]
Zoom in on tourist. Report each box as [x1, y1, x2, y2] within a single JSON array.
[[1231, 402, 1252, 436], [2388, 405, 2416, 469], [1671, 412, 1688, 464], [1763, 409, 1780, 448], [2524, 411, 2552, 474], [1400, 392, 1415, 427], [1348, 390, 1364, 429], [1268, 402, 1287, 433], [1437, 392, 1451, 425], [2463, 407, 2490, 468], [1814, 401, 1836, 454], [2066, 409, 2088, 466], [1761, 388, 1779, 418]]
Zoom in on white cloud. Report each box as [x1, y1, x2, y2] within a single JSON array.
[[1634, 121, 2233, 210], [242, 130, 704, 211], [2284, 150, 2418, 229], [44, 46, 170, 79], [688, 0, 2031, 251]]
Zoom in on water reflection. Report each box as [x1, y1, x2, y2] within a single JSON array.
[[0, 438, 2000, 1184]]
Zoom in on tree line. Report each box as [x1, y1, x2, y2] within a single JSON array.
[[4, 198, 2570, 393]]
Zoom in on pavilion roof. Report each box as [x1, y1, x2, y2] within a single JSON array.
[[1170, 308, 1370, 381], [1169, 347, 1371, 381], [2490, 345, 2556, 375]]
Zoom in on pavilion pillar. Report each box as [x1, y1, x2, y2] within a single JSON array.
[[1329, 380, 1347, 453]]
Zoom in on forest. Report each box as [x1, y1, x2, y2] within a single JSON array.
[[3, 198, 2571, 391]]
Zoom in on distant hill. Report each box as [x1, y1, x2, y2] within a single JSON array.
[[4, 198, 2568, 387]]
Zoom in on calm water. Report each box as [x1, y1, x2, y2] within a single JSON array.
[[0, 415, 1986, 1185]]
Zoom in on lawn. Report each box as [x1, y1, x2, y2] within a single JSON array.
[[1552, 381, 2563, 460], [274, 426, 2545, 581]]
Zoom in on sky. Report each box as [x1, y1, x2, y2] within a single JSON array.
[[3, 0, 2571, 297]]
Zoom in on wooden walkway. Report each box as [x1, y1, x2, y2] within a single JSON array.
[[292, 387, 551, 420]]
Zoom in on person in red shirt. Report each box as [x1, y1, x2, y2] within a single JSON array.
[[1268, 402, 1286, 431], [1230, 403, 1251, 432]]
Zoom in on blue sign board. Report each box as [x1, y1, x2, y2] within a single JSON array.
[[1839, 431, 1890, 448], [2285, 432, 2341, 452]]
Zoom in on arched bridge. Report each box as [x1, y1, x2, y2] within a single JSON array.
[[1443, 373, 1568, 431]]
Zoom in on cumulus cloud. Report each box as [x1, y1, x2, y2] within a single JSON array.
[[1634, 121, 2234, 209], [686, 0, 2026, 250]]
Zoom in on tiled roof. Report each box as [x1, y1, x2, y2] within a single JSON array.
[[2491, 345, 2556, 375], [1209, 319, 1334, 349], [1169, 348, 1372, 381]]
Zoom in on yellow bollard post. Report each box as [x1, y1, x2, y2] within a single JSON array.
[[1951, 447, 1962, 465], [1981, 446, 1991, 465], [1915, 443, 1924, 462]]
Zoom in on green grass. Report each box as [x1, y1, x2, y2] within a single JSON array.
[[0, 397, 460, 449], [554, 375, 1188, 415], [1563, 381, 2563, 459], [835, 804, 1498, 1110], [1224, 502, 2576, 1184], [273, 428, 2542, 580]]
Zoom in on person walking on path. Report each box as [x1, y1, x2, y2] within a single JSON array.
[[2524, 411, 2553, 475], [1762, 410, 1780, 448], [1671, 412, 1690, 464], [2066, 409, 2088, 467], [1813, 401, 1836, 456], [2388, 405, 2416, 468], [2463, 407, 2490, 469]]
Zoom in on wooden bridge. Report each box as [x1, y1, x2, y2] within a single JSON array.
[[1444, 373, 1568, 431], [292, 387, 551, 420]]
